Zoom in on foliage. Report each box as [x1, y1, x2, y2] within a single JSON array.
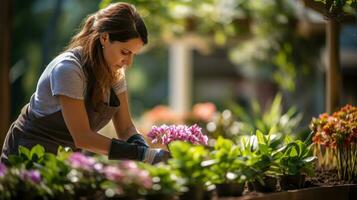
[[206, 137, 247, 184], [229, 0, 324, 92], [273, 137, 316, 176], [100, 0, 324, 92], [229, 93, 303, 137], [139, 163, 180, 196], [310, 104, 357, 182], [2, 145, 154, 199], [315, 0, 357, 19], [238, 130, 283, 183], [168, 141, 209, 188]]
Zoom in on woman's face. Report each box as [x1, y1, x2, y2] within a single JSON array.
[[100, 34, 144, 71]]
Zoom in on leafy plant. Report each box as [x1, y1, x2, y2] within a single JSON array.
[[140, 163, 180, 196], [207, 137, 246, 184], [273, 138, 316, 176], [168, 141, 209, 189], [2, 145, 155, 199], [229, 93, 303, 137], [238, 131, 282, 184]]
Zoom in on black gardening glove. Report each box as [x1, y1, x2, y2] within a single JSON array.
[[126, 134, 149, 148], [108, 136, 171, 164], [152, 149, 171, 164]]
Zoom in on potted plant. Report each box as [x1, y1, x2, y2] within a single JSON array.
[[140, 163, 180, 200], [273, 138, 317, 190], [206, 136, 246, 197], [310, 104, 357, 182], [237, 131, 280, 193], [167, 141, 210, 200]]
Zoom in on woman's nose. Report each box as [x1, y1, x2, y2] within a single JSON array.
[[122, 55, 133, 66]]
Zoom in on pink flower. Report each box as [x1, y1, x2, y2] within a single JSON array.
[[20, 170, 41, 183], [103, 166, 124, 181], [0, 163, 7, 177], [137, 170, 152, 189], [68, 152, 95, 171], [147, 124, 208, 146]]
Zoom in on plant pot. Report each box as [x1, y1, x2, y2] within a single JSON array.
[[215, 183, 244, 197], [247, 181, 255, 192], [253, 176, 278, 193], [179, 185, 204, 200], [280, 174, 306, 190]]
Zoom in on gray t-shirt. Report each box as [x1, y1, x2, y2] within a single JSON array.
[[29, 49, 127, 117]]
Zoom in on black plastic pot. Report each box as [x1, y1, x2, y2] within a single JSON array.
[[253, 176, 278, 193], [215, 183, 244, 197], [179, 185, 204, 200], [145, 193, 174, 200], [247, 181, 254, 192], [280, 174, 306, 190]]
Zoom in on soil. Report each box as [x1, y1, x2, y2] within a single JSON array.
[[305, 168, 357, 187]]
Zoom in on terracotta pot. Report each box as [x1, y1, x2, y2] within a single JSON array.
[[280, 174, 306, 190], [253, 176, 278, 192], [215, 183, 244, 197]]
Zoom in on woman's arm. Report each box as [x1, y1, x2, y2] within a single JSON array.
[[112, 91, 141, 141], [59, 95, 111, 155]]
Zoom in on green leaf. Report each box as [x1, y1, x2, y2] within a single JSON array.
[[30, 144, 45, 160], [303, 156, 317, 163], [18, 146, 31, 159]]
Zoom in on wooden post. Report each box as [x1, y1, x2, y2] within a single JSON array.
[[0, 0, 11, 148], [326, 19, 341, 113]]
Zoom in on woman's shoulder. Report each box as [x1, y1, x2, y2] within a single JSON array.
[[55, 47, 83, 68], [48, 47, 84, 76]]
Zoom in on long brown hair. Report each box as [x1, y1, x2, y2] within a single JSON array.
[[66, 2, 148, 107]]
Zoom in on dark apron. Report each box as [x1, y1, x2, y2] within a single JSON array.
[[1, 88, 120, 164]]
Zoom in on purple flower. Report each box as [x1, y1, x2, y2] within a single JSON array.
[[121, 160, 138, 170], [68, 152, 95, 171], [147, 124, 208, 146], [20, 170, 41, 183], [137, 170, 152, 189], [103, 166, 124, 181], [0, 163, 7, 177]]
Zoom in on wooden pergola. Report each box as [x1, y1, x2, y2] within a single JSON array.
[[302, 0, 356, 113]]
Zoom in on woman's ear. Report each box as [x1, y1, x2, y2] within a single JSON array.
[[100, 33, 109, 46]]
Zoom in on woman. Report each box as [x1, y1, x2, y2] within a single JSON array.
[[1, 2, 169, 164]]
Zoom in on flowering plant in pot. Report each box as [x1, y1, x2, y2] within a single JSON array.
[[3, 145, 154, 199], [273, 137, 316, 190], [167, 141, 210, 200], [310, 104, 357, 182], [206, 136, 246, 197]]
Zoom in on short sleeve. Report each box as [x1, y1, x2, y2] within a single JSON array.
[[50, 59, 85, 100], [113, 76, 127, 95]]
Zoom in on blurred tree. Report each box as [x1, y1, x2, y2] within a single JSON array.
[[100, 0, 325, 93], [10, 0, 101, 119]]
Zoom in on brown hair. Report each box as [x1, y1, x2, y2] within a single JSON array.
[[66, 2, 148, 107]]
